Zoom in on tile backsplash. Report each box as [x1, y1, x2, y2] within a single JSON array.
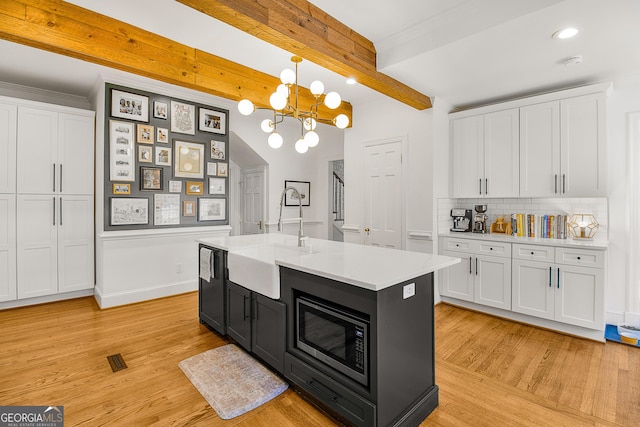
[[438, 197, 608, 238]]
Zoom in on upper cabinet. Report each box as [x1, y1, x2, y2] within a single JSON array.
[[451, 108, 519, 198], [520, 93, 606, 197], [17, 106, 94, 195], [0, 102, 17, 194], [451, 83, 610, 199]]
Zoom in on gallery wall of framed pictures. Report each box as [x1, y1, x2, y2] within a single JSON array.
[[104, 83, 229, 230]]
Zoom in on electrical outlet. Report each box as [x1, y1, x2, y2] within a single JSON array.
[[176, 263, 183, 273], [403, 283, 415, 299]]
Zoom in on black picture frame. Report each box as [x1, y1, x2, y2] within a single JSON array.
[[284, 180, 310, 206], [140, 166, 163, 191]]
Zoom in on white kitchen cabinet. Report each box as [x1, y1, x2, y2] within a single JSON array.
[[520, 92, 606, 197], [17, 107, 94, 195], [1, 96, 95, 304], [0, 102, 17, 194], [512, 244, 604, 330], [451, 108, 519, 198], [0, 195, 16, 302], [440, 238, 512, 310]]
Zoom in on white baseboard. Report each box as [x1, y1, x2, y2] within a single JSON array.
[[0, 289, 95, 310], [94, 280, 197, 308]]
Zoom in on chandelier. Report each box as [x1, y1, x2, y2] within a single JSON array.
[[237, 55, 350, 154]]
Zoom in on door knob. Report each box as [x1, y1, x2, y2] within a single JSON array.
[[364, 227, 370, 235], [257, 220, 263, 230]]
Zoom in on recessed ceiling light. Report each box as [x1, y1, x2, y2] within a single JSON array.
[[552, 27, 579, 39], [346, 77, 357, 85]]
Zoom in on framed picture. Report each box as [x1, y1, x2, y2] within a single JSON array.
[[109, 120, 135, 181], [154, 194, 180, 226], [153, 101, 168, 119], [210, 140, 226, 160], [137, 124, 154, 143], [186, 181, 203, 195], [110, 198, 148, 225], [217, 162, 228, 177], [112, 183, 131, 195], [284, 180, 310, 206], [199, 198, 226, 221], [156, 127, 168, 143], [141, 166, 163, 190], [111, 89, 149, 122], [209, 177, 225, 195], [207, 162, 217, 176], [174, 140, 204, 178], [138, 145, 152, 163], [171, 100, 196, 135], [199, 108, 226, 135], [183, 200, 196, 217], [155, 147, 171, 166], [168, 180, 182, 193]]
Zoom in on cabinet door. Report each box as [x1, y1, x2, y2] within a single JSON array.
[[58, 195, 94, 292], [17, 195, 58, 298], [519, 101, 560, 197], [0, 102, 17, 194], [226, 281, 252, 350], [512, 259, 554, 320], [556, 265, 604, 329], [0, 195, 16, 302], [199, 248, 226, 335], [252, 293, 286, 374], [475, 254, 511, 310], [560, 93, 606, 196], [439, 250, 474, 301], [17, 107, 58, 194], [452, 115, 484, 197], [58, 113, 95, 195], [483, 109, 519, 197]]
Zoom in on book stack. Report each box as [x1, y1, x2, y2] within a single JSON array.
[[510, 213, 568, 239]]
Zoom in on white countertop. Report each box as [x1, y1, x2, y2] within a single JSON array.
[[439, 231, 609, 250], [199, 234, 460, 292]]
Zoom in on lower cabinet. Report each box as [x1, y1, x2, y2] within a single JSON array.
[[440, 238, 512, 310], [512, 244, 605, 330], [199, 245, 226, 336], [227, 280, 286, 374]]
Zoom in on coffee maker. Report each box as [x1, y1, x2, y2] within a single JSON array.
[[450, 208, 472, 232], [473, 205, 488, 233]]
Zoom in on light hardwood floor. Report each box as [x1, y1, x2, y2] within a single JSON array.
[[0, 293, 638, 426]]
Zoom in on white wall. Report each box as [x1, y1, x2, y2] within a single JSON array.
[[343, 97, 435, 252]]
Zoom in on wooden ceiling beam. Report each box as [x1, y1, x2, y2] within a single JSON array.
[[177, 0, 432, 110], [0, 0, 352, 123]]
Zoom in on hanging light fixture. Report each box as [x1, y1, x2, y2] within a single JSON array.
[[237, 55, 350, 153]]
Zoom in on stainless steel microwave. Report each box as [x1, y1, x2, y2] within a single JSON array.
[[296, 295, 369, 386]]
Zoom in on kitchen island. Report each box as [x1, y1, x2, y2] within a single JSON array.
[[198, 234, 459, 427]]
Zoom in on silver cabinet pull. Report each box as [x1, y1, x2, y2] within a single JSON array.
[[59, 197, 63, 226], [554, 174, 558, 194], [485, 178, 488, 195], [562, 174, 566, 194], [557, 268, 560, 288], [52, 197, 56, 226], [53, 163, 56, 192], [59, 164, 63, 192], [479, 178, 482, 195], [475, 257, 478, 276], [549, 266, 552, 287], [469, 257, 472, 274]]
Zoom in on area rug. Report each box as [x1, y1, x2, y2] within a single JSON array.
[[178, 344, 289, 419]]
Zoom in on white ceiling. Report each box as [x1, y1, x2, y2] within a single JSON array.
[[0, 0, 638, 110]]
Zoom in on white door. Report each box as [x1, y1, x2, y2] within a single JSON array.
[[439, 251, 474, 302], [58, 195, 94, 292], [17, 107, 58, 194], [0, 102, 17, 194], [58, 113, 95, 195], [560, 93, 606, 197], [483, 109, 519, 197], [362, 140, 402, 248], [556, 264, 604, 329], [519, 101, 561, 197], [474, 254, 512, 310], [17, 194, 58, 298], [512, 259, 555, 320], [0, 195, 16, 302], [451, 115, 483, 197], [242, 170, 264, 234]]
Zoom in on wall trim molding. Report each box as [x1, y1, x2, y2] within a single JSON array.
[[94, 280, 197, 309], [408, 230, 432, 240], [0, 289, 94, 311]]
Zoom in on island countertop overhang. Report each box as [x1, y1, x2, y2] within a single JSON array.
[[199, 234, 460, 292]]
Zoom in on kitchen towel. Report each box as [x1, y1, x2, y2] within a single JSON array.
[[199, 247, 213, 280]]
